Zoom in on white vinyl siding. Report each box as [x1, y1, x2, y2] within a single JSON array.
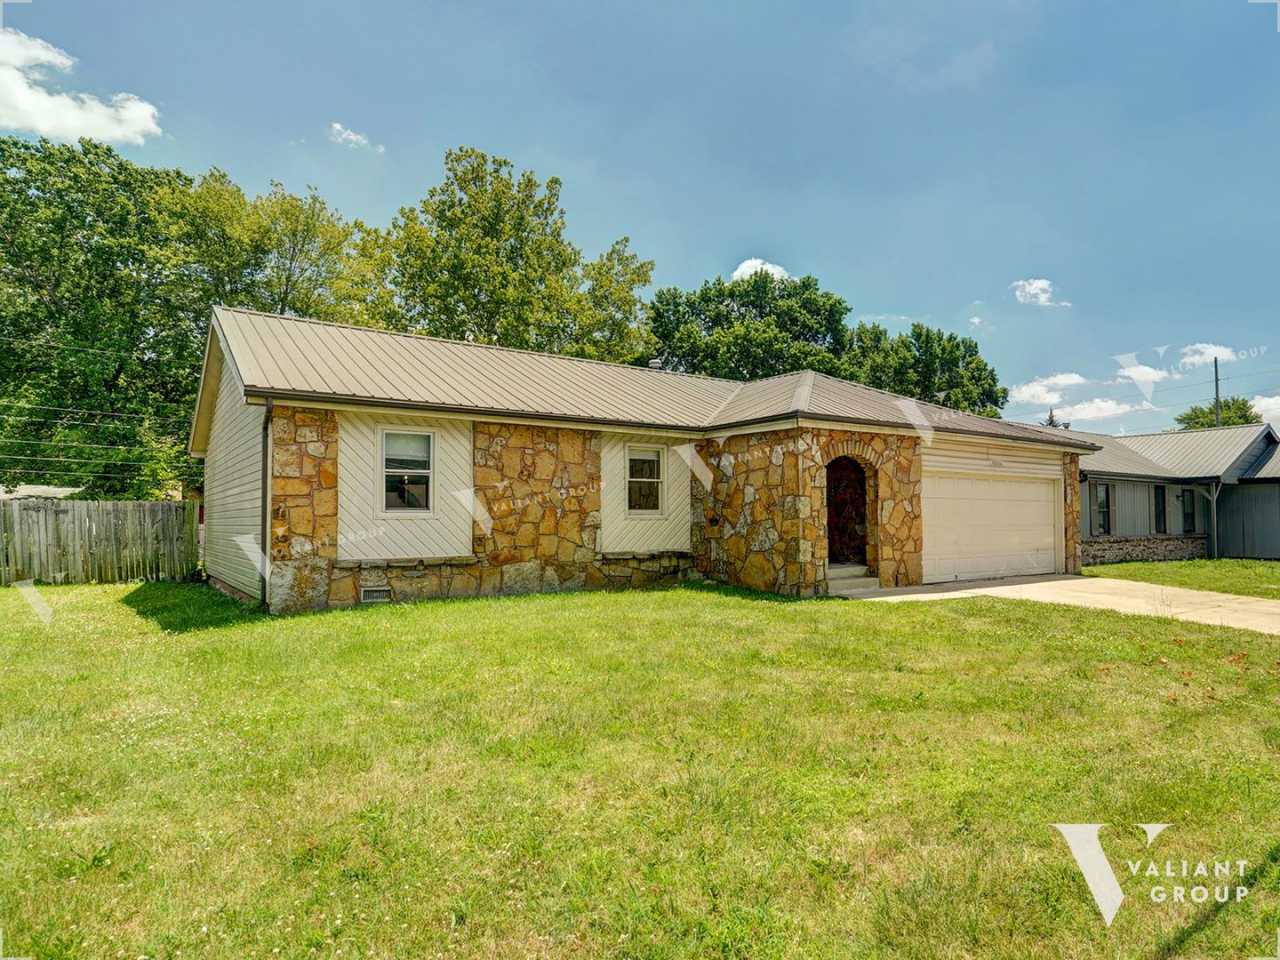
[[600, 435, 692, 553], [921, 437, 1065, 479], [203, 354, 263, 598], [338, 412, 472, 560]]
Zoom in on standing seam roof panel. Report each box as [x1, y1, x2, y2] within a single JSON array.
[[209, 307, 1099, 446]]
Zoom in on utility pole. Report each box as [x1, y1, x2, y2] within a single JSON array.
[[1214, 357, 1222, 427]]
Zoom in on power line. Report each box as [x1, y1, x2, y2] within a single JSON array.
[[0, 438, 158, 452], [0, 401, 189, 422], [0, 333, 201, 374], [0, 333, 151, 360], [1220, 366, 1280, 387], [0, 467, 165, 481], [0, 414, 187, 433], [0, 454, 156, 466]]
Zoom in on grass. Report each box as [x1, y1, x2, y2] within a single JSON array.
[[0, 581, 1279, 959], [1084, 558, 1280, 600]]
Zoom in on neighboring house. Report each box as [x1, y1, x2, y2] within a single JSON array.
[[0, 485, 81, 500], [188, 307, 1099, 613], [1048, 423, 1280, 564]]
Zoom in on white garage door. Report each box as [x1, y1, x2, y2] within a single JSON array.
[[923, 473, 1059, 583]]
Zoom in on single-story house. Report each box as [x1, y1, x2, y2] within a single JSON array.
[[1051, 423, 1280, 563], [188, 307, 1100, 613]]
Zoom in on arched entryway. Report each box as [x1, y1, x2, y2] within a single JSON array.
[[827, 455, 871, 566]]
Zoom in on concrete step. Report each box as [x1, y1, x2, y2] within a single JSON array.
[[826, 563, 880, 598], [828, 578, 882, 597], [828, 563, 870, 581]]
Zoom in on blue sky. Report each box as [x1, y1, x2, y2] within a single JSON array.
[[3, 0, 1280, 432]]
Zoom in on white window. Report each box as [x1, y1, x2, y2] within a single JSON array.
[[626, 445, 664, 515], [381, 429, 433, 514]]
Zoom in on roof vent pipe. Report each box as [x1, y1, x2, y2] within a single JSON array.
[[648, 359, 662, 369]]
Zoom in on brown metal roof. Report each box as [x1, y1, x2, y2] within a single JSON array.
[[202, 307, 1099, 450]]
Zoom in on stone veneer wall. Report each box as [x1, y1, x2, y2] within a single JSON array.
[[1081, 534, 1207, 566], [1064, 454, 1082, 575], [268, 407, 340, 612], [691, 427, 923, 595], [808, 430, 922, 588], [267, 411, 690, 613]]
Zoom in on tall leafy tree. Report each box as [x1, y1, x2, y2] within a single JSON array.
[[648, 270, 1008, 415], [1174, 396, 1261, 430], [0, 138, 357, 497], [377, 147, 654, 361], [0, 138, 203, 498]]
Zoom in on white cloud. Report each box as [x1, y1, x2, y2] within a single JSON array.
[[1054, 398, 1156, 422], [1009, 372, 1087, 406], [968, 316, 984, 328], [1179, 342, 1238, 369], [1010, 278, 1071, 307], [1115, 363, 1174, 387], [0, 29, 160, 144], [328, 121, 385, 154], [1253, 394, 1280, 424], [1109, 351, 1178, 401], [731, 258, 789, 281]]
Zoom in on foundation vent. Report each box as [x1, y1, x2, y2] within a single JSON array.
[[360, 587, 393, 604]]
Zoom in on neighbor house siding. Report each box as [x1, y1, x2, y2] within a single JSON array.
[[1082, 479, 1210, 539], [1219, 484, 1280, 559], [203, 355, 263, 598], [337, 411, 473, 561], [1113, 481, 1152, 537], [599, 434, 693, 554]]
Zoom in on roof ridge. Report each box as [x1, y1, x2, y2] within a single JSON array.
[[701, 380, 751, 428], [807, 369, 1013, 425], [1119, 423, 1268, 438], [791, 369, 817, 412], [213, 305, 744, 387]]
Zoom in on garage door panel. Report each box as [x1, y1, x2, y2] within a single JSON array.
[[923, 472, 1059, 583]]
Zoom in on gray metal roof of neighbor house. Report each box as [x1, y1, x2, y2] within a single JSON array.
[[1243, 441, 1280, 480], [1048, 428, 1179, 478], [201, 306, 1099, 450], [1055, 421, 1279, 482]]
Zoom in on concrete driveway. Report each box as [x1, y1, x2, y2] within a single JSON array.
[[864, 574, 1280, 636]]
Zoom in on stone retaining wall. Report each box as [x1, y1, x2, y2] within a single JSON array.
[[1081, 534, 1207, 566]]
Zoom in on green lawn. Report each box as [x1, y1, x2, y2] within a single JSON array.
[[1, 582, 1278, 959], [1084, 558, 1280, 600]]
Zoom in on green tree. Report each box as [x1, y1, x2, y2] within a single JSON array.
[[380, 147, 654, 362], [1174, 396, 1261, 430], [647, 270, 1008, 415], [163, 173, 354, 321], [1041, 408, 1071, 429], [0, 138, 357, 497], [0, 138, 204, 498]]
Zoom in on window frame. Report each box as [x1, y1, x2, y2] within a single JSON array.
[[377, 426, 435, 518], [1153, 484, 1167, 535], [1094, 480, 1112, 536], [625, 443, 666, 519], [1181, 488, 1197, 535]]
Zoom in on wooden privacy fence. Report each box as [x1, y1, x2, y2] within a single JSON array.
[[0, 499, 200, 586]]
